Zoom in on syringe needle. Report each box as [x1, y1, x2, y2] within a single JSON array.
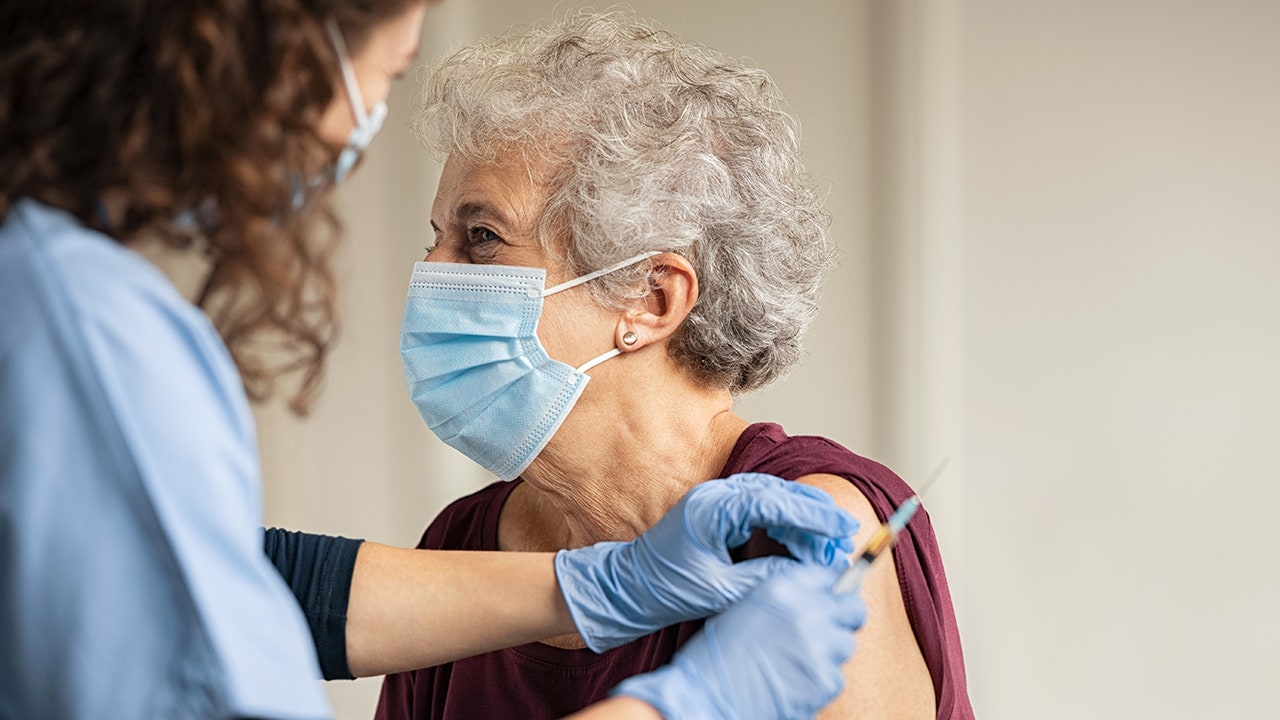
[[831, 457, 949, 594], [915, 457, 950, 497]]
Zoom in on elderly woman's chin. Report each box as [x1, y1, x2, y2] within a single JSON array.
[[381, 9, 972, 720]]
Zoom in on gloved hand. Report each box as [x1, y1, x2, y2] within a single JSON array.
[[555, 472, 858, 652], [611, 564, 867, 720]]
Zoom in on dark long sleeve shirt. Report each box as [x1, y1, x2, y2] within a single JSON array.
[[263, 528, 364, 681]]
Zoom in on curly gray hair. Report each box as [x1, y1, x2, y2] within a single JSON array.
[[413, 10, 834, 394]]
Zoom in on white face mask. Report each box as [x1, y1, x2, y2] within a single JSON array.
[[325, 20, 387, 185]]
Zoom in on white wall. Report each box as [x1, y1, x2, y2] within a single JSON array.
[[255, 1, 1280, 717], [957, 1, 1280, 716]]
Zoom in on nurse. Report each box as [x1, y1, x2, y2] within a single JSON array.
[[0, 2, 867, 720]]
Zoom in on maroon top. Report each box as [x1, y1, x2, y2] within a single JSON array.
[[376, 423, 974, 719]]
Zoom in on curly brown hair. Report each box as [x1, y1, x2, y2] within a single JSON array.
[[0, 0, 424, 414]]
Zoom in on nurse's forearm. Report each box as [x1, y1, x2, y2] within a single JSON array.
[[344, 542, 577, 677]]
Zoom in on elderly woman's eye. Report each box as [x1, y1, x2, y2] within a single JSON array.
[[468, 227, 503, 245]]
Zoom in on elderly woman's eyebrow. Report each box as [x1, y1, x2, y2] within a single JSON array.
[[454, 201, 513, 229]]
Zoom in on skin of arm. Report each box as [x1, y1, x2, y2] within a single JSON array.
[[345, 546, 672, 720], [797, 474, 936, 720], [344, 543, 577, 677], [565, 697, 665, 720]]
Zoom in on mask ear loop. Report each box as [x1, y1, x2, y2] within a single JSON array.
[[542, 251, 662, 374], [325, 20, 370, 127], [574, 348, 621, 374], [542, 251, 662, 297]]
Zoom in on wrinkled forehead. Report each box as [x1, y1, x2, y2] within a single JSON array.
[[431, 144, 574, 238]]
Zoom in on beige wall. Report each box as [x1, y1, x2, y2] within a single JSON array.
[[256, 1, 1280, 717]]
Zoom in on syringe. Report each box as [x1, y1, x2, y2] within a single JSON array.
[[832, 458, 948, 594], [832, 497, 921, 593]]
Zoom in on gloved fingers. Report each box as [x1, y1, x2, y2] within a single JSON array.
[[828, 632, 859, 667], [715, 482, 860, 549], [815, 655, 851, 700], [769, 568, 867, 662], [741, 563, 837, 613], [832, 589, 870, 631], [719, 557, 868, 637], [654, 564, 864, 720], [718, 554, 805, 597], [766, 525, 854, 566], [700, 473, 839, 521], [808, 606, 860, 667], [719, 472, 834, 503]]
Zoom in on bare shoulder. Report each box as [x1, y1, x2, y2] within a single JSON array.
[[793, 473, 879, 545], [794, 474, 936, 720]]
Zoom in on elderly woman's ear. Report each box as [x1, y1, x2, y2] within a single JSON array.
[[615, 252, 699, 352]]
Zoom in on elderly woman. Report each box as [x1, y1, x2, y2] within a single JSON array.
[[383, 11, 973, 720]]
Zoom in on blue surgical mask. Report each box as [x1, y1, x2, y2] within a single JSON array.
[[400, 252, 659, 480], [326, 20, 387, 185]]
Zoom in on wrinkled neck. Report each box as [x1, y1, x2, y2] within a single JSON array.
[[514, 376, 749, 547]]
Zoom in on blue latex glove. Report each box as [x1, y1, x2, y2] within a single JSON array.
[[555, 473, 858, 652], [611, 564, 867, 720]]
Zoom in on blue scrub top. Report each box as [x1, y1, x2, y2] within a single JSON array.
[[0, 200, 330, 719]]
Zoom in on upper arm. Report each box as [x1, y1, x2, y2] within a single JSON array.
[[795, 474, 936, 720]]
